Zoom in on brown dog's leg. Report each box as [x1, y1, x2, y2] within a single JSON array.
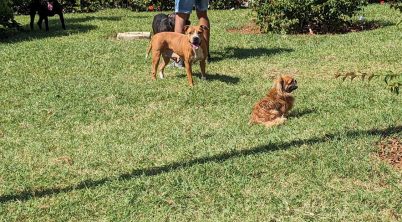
[[44, 17, 49, 31], [59, 13, 66, 30], [262, 117, 286, 128], [158, 54, 170, 79], [37, 16, 43, 30], [30, 10, 36, 30], [184, 60, 193, 86], [200, 59, 207, 80], [151, 50, 161, 80]]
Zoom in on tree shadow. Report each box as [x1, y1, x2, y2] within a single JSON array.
[[175, 73, 240, 84], [0, 23, 97, 43], [66, 15, 122, 24], [0, 125, 401, 204], [0, 15, 124, 43], [288, 108, 317, 118], [209, 47, 293, 63], [332, 20, 396, 35]]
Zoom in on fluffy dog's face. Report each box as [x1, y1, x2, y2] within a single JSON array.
[[275, 75, 298, 93], [184, 25, 209, 49]]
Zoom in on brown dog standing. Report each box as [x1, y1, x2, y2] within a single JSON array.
[[250, 75, 298, 127], [146, 25, 209, 87]]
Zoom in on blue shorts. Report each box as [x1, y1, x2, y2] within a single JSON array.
[[175, 0, 209, 14]]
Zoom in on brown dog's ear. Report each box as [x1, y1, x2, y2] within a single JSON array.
[[183, 25, 190, 33], [200, 25, 209, 31]]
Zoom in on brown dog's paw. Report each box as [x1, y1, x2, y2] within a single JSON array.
[[262, 117, 287, 128]]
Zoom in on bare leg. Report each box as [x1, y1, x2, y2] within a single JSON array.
[[196, 10, 210, 61], [174, 13, 190, 67], [175, 13, 190, 34]]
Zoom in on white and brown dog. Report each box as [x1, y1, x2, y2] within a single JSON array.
[[146, 25, 209, 87]]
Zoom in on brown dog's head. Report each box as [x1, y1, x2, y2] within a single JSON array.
[[274, 75, 298, 93], [184, 25, 209, 49]]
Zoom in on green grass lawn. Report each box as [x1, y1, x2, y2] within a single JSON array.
[[1, 4, 401, 221]]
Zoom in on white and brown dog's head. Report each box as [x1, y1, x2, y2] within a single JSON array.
[[184, 25, 209, 49]]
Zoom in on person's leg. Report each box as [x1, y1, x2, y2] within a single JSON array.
[[175, 13, 190, 33], [196, 10, 210, 61], [195, 0, 210, 62], [175, 0, 193, 33], [173, 0, 194, 67]]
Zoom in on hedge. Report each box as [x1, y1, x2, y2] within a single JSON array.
[[1, 0, 14, 27], [10, 0, 249, 14], [254, 0, 368, 34]]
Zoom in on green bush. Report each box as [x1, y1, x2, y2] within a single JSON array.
[[10, 0, 248, 13], [0, 0, 14, 28], [11, 0, 78, 14], [254, 0, 368, 34], [11, 0, 30, 14], [389, 0, 402, 13], [209, 0, 243, 9], [77, 0, 174, 12]]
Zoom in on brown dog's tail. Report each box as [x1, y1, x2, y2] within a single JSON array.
[[145, 42, 152, 59]]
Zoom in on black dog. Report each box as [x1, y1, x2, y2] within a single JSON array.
[[152, 13, 190, 34], [30, 0, 65, 31]]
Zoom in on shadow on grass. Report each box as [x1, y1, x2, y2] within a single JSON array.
[[209, 47, 293, 63], [1, 125, 401, 204], [66, 15, 122, 23], [0, 15, 124, 43], [175, 73, 240, 84], [288, 108, 317, 118], [0, 23, 96, 43], [336, 20, 395, 34]]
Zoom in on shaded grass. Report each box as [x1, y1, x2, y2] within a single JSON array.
[[0, 4, 401, 221]]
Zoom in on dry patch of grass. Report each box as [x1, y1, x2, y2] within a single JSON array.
[[378, 137, 402, 169]]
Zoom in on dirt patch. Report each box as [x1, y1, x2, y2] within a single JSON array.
[[227, 22, 261, 34], [343, 21, 383, 33], [377, 137, 402, 169], [53, 156, 74, 165], [227, 20, 386, 35]]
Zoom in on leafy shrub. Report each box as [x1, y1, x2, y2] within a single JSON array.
[[11, 0, 30, 14], [9, 0, 249, 13], [336, 71, 402, 94], [209, 0, 243, 9], [389, 0, 402, 13], [11, 0, 78, 14], [75, 0, 174, 12], [1, 0, 21, 39], [254, 0, 368, 34], [0, 0, 14, 28]]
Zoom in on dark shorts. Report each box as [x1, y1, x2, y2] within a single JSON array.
[[175, 0, 209, 14]]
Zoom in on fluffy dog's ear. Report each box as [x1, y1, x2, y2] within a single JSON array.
[[274, 76, 284, 92]]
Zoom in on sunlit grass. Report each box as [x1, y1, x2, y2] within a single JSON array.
[[0, 4, 401, 221]]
